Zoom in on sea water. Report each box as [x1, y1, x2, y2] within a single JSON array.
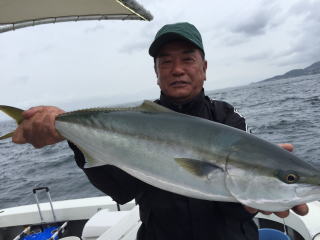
[[1, 74, 319, 209]]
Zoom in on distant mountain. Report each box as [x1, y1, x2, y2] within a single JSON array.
[[261, 61, 320, 82]]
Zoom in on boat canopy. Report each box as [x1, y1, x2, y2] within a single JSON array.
[[0, 0, 153, 33]]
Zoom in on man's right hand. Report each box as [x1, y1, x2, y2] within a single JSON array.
[[12, 106, 65, 148]]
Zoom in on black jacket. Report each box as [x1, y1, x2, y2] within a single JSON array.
[[69, 91, 258, 240]]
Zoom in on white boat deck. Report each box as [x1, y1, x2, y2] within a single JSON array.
[[1, 197, 320, 240], [0, 196, 135, 228]]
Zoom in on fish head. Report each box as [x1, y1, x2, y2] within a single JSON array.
[[224, 146, 320, 212]]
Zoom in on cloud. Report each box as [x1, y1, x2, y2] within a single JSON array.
[[243, 51, 273, 62], [271, 35, 320, 67], [219, 33, 247, 47], [84, 24, 105, 33], [289, 0, 320, 22], [119, 41, 148, 54], [269, 0, 320, 67], [11, 75, 30, 85], [117, 21, 160, 54], [18, 44, 55, 59], [229, 2, 283, 37], [38, 44, 55, 53], [212, 1, 285, 48], [231, 11, 270, 36]]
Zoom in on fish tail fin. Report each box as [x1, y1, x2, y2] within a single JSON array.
[[0, 105, 24, 140]]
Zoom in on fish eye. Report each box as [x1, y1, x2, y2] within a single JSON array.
[[286, 173, 298, 183], [277, 170, 300, 184]]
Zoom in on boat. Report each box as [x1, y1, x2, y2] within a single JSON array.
[[1, 187, 320, 240], [0, 187, 139, 240], [1, 0, 320, 239]]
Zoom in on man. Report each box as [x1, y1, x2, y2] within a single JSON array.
[[13, 22, 308, 239]]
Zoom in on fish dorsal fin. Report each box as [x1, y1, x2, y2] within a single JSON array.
[[175, 158, 224, 178], [135, 100, 175, 113], [0, 105, 24, 140], [59, 100, 175, 117]]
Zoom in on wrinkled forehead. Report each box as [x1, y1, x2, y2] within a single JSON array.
[[156, 40, 203, 58]]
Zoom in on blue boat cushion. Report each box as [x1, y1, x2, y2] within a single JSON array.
[[22, 226, 59, 240], [259, 228, 291, 240]]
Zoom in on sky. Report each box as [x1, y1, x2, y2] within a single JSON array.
[[0, 0, 319, 112]]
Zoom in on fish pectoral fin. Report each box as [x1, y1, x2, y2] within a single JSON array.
[[0, 105, 24, 140], [137, 100, 175, 113], [174, 158, 223, 178]]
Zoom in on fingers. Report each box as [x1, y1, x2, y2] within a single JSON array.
[[292, 204, 309, 216], [274, 210, 290, 218], [243, 206, 272, 215], [243, 206, 257, 214], [11, 107, 45, 144], [278, 143, 294, 152], [244, 205, 307, 218], [22, 106, 45, 119], [12, 106, 65, 148], [12, 124, 27, 144]]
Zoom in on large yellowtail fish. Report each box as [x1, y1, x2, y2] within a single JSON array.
[[1, 101, 320, 211]]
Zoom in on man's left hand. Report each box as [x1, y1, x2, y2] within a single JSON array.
[[244, 143, 309, 218], [244, 203, 309, 218]]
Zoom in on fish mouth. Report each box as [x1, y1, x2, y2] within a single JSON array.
[[170, 81, 190, 87]]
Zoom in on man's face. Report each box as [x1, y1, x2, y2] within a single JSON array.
[[155, 41, 207, 102]]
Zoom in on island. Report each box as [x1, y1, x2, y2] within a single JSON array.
[[261, 61, 320, 82]]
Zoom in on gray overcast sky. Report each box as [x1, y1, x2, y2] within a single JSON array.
[[0, 0, 319, 111]]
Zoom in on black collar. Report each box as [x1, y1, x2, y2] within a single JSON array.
[[157, 89, 208, 117]]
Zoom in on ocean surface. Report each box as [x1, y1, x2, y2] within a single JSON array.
[[1, 74, 319, 209]]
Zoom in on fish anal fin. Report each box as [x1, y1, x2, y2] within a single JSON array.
[[74, 144, 106, 168], [175, 158, 223, 178], [76, 145, 95, 167], [83, 152, 98, 168]]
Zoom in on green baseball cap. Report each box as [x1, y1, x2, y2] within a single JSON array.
[[149, 22, 204, 57]]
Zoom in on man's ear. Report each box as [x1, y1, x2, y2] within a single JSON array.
[[154, 62, 160, 85], [154, 63, 158, 77], [203, 60, 208, 81]]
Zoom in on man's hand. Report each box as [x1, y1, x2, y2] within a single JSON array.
[[244, 143, 309, 218], [12, 106, 65, 148], [244, 204, 309, 218]]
